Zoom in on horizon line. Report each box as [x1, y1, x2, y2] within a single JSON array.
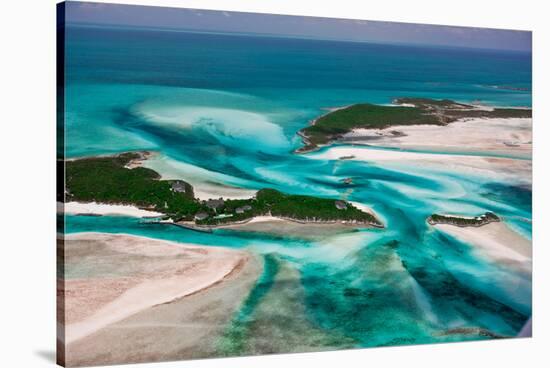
[[65, 20, 533, 54]]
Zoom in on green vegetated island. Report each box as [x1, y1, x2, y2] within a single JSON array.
[[427, 212, 500, 227], [65, 152, 383, 228], [296, 97, 532, 153]]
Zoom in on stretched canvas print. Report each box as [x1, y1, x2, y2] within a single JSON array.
[[57, 1, 533, 366]]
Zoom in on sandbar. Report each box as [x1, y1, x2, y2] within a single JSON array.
[[216, 215, 364, 239], [59, 233, 261, 366], [142, 153, 258, 200], [307, 145, 532, 186], [343, 118, 532, 158], [434, 222, 531, 274]]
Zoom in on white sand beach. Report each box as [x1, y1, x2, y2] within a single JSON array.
[[343, 118, 532, 158], [62, 201, 163, 218], [240, 215, 286, 224], [348, 201, 377, 215]]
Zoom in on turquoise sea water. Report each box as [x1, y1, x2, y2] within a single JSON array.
[[63, 24, 532, 353]]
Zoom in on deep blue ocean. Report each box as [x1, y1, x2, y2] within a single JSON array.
[[64, 23, 532, 353]]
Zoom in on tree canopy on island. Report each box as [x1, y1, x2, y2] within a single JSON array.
[[297, 98, 532, 152], [65, 153, 382, 227]]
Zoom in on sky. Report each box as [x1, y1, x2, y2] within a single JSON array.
[[63, 1, 532, 52]]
